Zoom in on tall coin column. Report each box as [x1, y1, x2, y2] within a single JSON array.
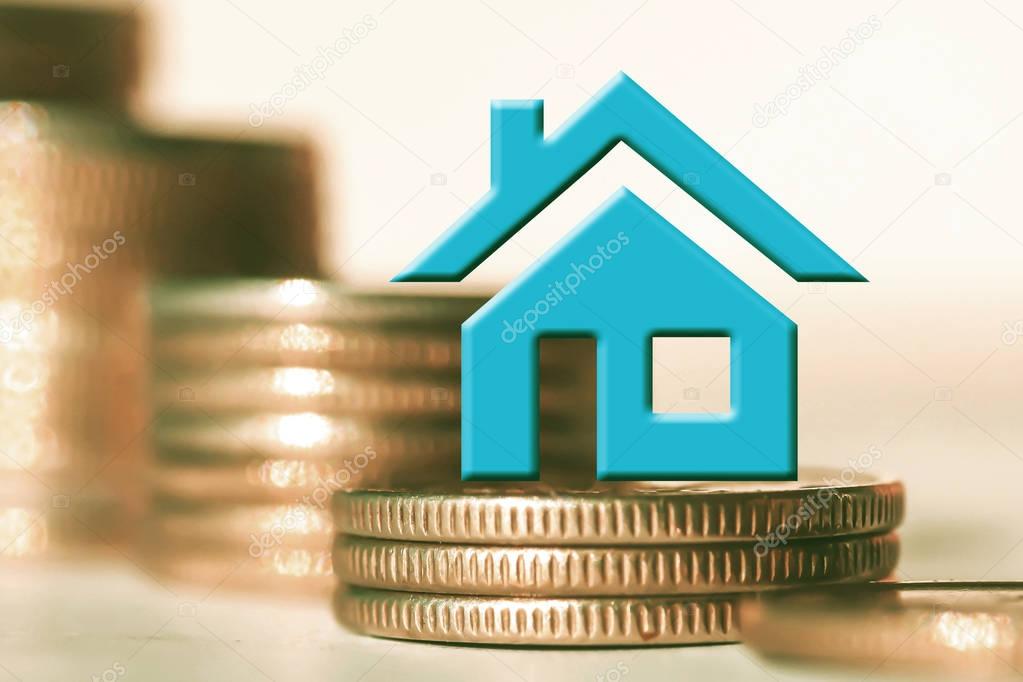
[[145, 279, 597, 596], [0, 6, 162, 558], [146, 280, 488, 595]]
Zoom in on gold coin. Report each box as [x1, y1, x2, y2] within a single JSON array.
[[741, 581, 1023, 675], [146, 543, 333, 597], [335, 586, 740, 646], [0, 504, 54, 560], [154, 368, 462, 415], [154, 412, 586, 463], [149, 501, 333, 549], [153, 323, 464, 371], [151, 279, 489, 326], [154, 412, 460, 462], [0, 490, 125, 560], [152, 323, 593, 375], [333, 532, 899, 596], [334, 468, 904, 546], [150, 459, 362, 504], [148, 450, 598, 505], [154, 367, 581, 417]]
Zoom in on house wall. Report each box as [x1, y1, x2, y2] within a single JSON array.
[[463, 190, 795, 478]]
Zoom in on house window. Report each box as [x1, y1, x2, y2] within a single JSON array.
[[651, 336, 731, 414]]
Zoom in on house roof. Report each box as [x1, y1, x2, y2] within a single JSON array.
[[395, 72, 864, 283]]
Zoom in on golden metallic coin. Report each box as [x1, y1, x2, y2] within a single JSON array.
[[146, 543, 333, 597], [0, 486, 125, 560], [154, 367, 581, 416], [0, 504, 54, 560], [150, 279, 489, 326], [153, 412, 461, 463], [152, 323, 592, 375], [148, 450, 598, 505], [741, 582, 1023, 676], [148, 454, 603, 505], [333, 532, 899, 596], [334, 468, 904, 546], [149, 459, 357, 504], [149, 501, 333, 550], [150, 411, 585, 464], [153, 323, 464, 371], [154, 367, 462, 415], [335, 586, 740, 646]]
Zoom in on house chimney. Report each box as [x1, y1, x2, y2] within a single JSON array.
[[490, 100, 543, 186]]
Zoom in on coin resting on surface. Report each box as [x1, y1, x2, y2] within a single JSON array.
[[741, 582, 1023, 674], [334, 468, 905, 546], [154, 367, 462, 414], [152, 323, 593, 374], [148, 459, 378, 503], [152, 412, 585, 464], [334, 586, 741, 646], [153, 324, 466, 371], [332, 532, 899, 596], [154, 412, 458, 459], [146, 544, 334, 596], [149, 501, 333, 548], [154, 367, 584, 416], [150, 279, 490, 326]]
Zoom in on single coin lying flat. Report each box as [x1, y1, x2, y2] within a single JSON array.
[[741, 581, 1023, 676]]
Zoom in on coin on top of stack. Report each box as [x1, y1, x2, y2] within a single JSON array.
[[331, 469, 905, 646], [146, 278, 594, 596]]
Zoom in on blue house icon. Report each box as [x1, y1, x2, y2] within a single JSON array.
[[396, 73, 864, 481]]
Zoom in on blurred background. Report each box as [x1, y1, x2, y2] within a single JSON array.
[[1, 0, 1022, 680], [136, 0, 1023, 578]]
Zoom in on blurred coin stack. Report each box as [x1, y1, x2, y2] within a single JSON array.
[[331, 470, 905, 646], [0, 4, 163, 558], [135, 130, 324, 593], [145, 280, 592, 595]]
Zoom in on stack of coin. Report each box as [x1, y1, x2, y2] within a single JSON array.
[[144, 279, 592, 595], [0, 5, 162, 558], [331, 470, 905, 646]]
